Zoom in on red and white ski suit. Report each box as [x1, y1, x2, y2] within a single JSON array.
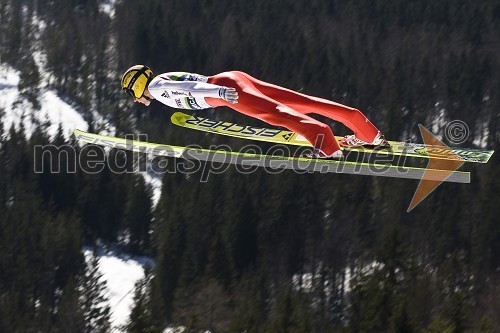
[[148, 71, 380, 155]]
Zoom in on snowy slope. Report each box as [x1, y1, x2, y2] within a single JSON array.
[[0, 64, 88, 137], [84, 249, 155, 331], [0, 63, 162, 203]]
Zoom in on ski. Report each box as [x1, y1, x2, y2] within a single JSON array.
[[74, 129, 470, 183], [171, 112, 494, 163]]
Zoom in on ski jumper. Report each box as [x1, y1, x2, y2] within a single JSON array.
[[147, 71, 380, 155]]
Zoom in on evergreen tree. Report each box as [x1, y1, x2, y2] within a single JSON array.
[[79, 252, 112, 333], [229, 273, 268, 333], [55, 277, 86, 333], [17, 55, 41, 110], [124, 271, 163, 333], [123, 174, 153, 255], [264, 286, 313, 333]]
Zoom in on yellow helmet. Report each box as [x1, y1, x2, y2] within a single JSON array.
[[121, 65, 154, 99]]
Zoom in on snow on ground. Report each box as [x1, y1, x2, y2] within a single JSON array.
[[473, 121, 490, 148], [99, 0, 117, 17], [163, 327, 193, 333], [0, 64, 88, 138], [143, 171, 163, 206], [84, 248, 155, 331], [292, 261, 382, 294], [99, 254, 148, 329], [0, 60, 156, 201]]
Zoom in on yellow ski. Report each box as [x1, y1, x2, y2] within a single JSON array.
[[171, 112, 494, 163]]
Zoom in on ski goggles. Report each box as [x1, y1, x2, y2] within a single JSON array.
[[123, 86, 152, 101]]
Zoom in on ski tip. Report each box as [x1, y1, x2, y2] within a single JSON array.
[[171, 112, 189, 125]]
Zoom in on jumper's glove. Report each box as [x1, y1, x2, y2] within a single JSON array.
[[219, 87, 239, 104]]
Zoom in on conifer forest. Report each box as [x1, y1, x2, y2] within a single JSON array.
[[0, 0, 499, 332]]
